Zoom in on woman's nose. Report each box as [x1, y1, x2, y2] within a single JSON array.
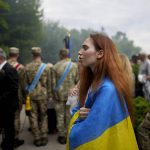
[[78, 50, 82, 56], [78, 51, 82, 60]]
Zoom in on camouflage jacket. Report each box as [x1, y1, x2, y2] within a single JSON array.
[[25, 60, 52, 101], [8, 59, 26, 105], [53, 58, 79, 101]]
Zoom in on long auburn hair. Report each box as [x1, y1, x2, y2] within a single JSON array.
[[119, 53, 135, 97], [79, 33, 133, 117]]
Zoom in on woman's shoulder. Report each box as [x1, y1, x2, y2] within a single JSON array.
[[90, 77, 117, 98], [100, 77, 116, 90]]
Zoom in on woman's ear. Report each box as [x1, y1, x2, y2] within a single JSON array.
[[96, 50, 104, 59]]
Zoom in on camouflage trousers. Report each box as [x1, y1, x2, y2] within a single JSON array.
[[55, 101, 70, 137], [29, 100, 48, 140], [14, 100, 23, 139], [14, 109, 21, 139], [137, 110, 150, 150]]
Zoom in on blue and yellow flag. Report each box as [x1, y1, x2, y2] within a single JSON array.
[[64, 32, 71, 58], [67, 78, 139, 150]]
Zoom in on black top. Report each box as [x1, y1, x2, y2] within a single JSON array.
[[0, 62, 19, 111]]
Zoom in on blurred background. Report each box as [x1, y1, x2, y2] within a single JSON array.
[[0, 0, 149, 64]]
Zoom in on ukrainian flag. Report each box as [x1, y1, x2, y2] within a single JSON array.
[[67, 78, 139, 150], [64, 32, 71, 58]]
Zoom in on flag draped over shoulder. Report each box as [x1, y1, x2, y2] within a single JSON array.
[[66, 78, 139, 150]]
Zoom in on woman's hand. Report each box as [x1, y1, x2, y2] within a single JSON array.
[[79, 107, 90, 119], [68, 84, 79, 97]]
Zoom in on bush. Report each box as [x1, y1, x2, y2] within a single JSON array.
[[132, 64, 139, 77], [133, 96, 150, 130]]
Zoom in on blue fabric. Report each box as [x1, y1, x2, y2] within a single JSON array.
[[26, 63, 46, 93], [71, 101, 80, 116], [55, 61, 72, 91], [69, 78, 129, 150], [65, 34, 71, 58]]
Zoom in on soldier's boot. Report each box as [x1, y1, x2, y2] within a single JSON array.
[[41, 137, 48, 146], [57, 136, 67, 144], [14, 138, 24, 148], [33, 139, 42, 147]]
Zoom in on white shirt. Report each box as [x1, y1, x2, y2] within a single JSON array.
[[0, 60, 7, 70], [139, 59, 150, 75]]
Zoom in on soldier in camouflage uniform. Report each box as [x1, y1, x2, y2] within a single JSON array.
[[8, 47, 25, 148], [47, 63, 57, 134], [53, 48, 79, 144], [25, 47, 52, 147], [137, 109, 150, 150]]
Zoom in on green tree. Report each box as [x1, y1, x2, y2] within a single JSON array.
[[70, 28, 94, 61], [40, 21, 95, 64], [40, 21, 67, 64], [112, 31, 141, 58], [0, 0, 43, 63], [133, 96, 150, 130], [0, 0, 9, 29]]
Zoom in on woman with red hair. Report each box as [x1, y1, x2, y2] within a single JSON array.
[[67, 33, 138, 150]]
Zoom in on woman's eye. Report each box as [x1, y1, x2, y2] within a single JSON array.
[[82, 45, 88, 51]]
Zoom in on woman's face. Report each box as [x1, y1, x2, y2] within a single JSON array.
[[78, 37, 102, 70]]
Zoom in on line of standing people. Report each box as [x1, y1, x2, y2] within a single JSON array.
[[0, 46, 79, 149], [0, 48, 19, 150]]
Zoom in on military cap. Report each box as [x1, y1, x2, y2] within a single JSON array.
[[31, 47, 41, 54], [9, 47, 19, 54], [59, 48, 69, 56], [0, 48, 6, 58]]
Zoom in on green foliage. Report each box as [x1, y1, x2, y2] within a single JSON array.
[[70, 28, 94, 62], [40, 25, 142, 64], [132, 64, 139, 77], [40, 22, 95, 64], [0, 0, 9, 29], [0, 1, 143, 64], [133, 96, 150, 130], [112, 31, 141, 58], [40, 22, 67, 64], [0, 0, 9, 10], [0, 0, 43, 64], [0, 18, 8, 29]]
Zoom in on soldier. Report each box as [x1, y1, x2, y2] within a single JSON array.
[[25, 47, 52, 147], [53, 48, 79, 144], [8, 47, 25, 148], [47, 63, 57, 134], [0, 48, 19, 150]]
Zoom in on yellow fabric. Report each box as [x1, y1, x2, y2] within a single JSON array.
[[74, 116, 139, 150], [66, 111, 79, 150]]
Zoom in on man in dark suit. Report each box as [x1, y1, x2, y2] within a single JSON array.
[[0, 48, 19, 150]]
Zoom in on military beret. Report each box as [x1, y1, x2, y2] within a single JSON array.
[[0, 48, 6, 58], [59, 48, 69, 56], [9, 47, 19, 54], [31, 47, 41, 54]]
